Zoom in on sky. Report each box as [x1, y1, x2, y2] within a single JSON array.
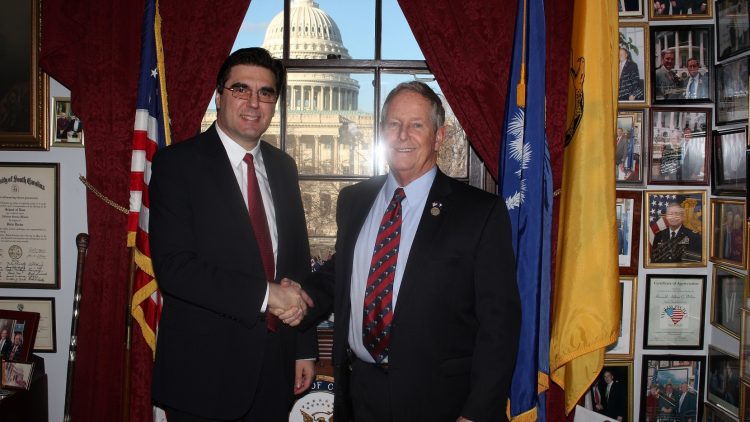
[[207, 0, 429, 112]]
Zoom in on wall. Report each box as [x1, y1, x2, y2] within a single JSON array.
[[2, 78, 87, 422]]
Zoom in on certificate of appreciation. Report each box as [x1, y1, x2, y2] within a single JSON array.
[[644, 275, 706, 349], [0, 163, 59, 289]]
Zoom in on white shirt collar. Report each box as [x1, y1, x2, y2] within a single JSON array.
[[215, 123, 264, 168]]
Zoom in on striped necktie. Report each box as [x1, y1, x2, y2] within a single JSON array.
[[362, 187, 405, 363]]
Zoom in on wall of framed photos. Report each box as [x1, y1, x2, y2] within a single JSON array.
[[608, 1, 749, 421]]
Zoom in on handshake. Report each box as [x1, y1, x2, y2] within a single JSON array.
[[267, 278, 314, 327]]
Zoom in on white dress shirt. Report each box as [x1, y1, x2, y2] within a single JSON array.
[[216, 123, 276, 311], [348, 167, 436, 362]]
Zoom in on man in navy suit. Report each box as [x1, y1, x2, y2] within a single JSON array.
[[301, 82, 521, 421], [149, 47, 316, 421]]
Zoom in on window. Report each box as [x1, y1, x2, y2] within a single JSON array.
[[203, 0, 483, 258]]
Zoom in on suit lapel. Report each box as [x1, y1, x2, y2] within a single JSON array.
[[198, 125, 250, 222]]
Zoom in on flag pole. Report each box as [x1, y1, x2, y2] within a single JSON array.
[[123, 247, 137, 422]]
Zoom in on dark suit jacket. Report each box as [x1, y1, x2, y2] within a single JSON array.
[[149, 124, 315, 419], [601, 381, 626, 420], [304, 170, 521, 422], [677, 391, 697, 418], [651, 226, 702, 263]]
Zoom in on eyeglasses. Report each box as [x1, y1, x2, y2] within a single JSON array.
[[223, 86, 278, 103]]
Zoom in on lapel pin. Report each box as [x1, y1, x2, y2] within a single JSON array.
[[430, 201, 443, 216]]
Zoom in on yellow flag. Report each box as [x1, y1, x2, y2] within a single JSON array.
[[549, 0, 620, 414]]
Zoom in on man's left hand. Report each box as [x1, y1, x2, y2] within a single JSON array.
[[457, 418, 473, 422], [294, 360, 316, 395]]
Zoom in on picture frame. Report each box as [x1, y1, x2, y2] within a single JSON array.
[[0, 0, 48, 150], [616, 111, 646, 185], [644, 190, 707, 267], [741, 381, 750, 420], [584, 361, 633, 421], [649, 0, 712, 19], [704, 401, 740, 422], [710, 199, 747, 269], [607, 277, 637, 359], [643, 274, 706, 349], [641, 354, 704, 422], [1, 361, 34, 390], [0, 309, 39, 362], [617, 190, 642, 273], [0, 297, 55, 352], [715, 57, 749, 125], [0, 163, 60, 289], [50, 97, 84, 147], [711, 127, 747, 195], [740, 308, 750, 384], [619, 0, 644, 18], [716, 0, 750, 61], [619, 23, 649, 107], [708, 345, 741, 417], [649, 108, 711, 185], [711, 265, 748, 338], [650, 26, 713, 103]]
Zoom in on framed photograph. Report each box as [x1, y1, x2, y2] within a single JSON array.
[[650, 26, 713, 103], [607, 277, 637, 359], [616, 111, 646, 184], [644, 190, 707, 267], [0, 163, 60, 289], [644, 274, 706, 349], [1, 361, 34, 390], [650, 0, 712, 19], [0, 309, 39, 362], [704, 401, 740, 421], [584, 361, 632, 421], [619, 0, 644, 18], [708, 345, 741, 417], [741, 381, 750, 420], [619, 24, 649, 106], [649, 108, 711, 185], [0, 297, 55, 352], [711, 266, 748, 338], [712, 127, 747, 195], [617, 190, 642, 273], [716, 0, 750, 60], [50, 97, 84, 147], [710, 199, 747, 268], [740, 308, 750, 384], [641, 354, 704, 422], [715, 58, 749, 125], [0, 0, 48, 150]]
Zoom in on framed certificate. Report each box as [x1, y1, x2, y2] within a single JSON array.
[[0, 297, 55, 352], [644, 274, 706, 349], [0, 163, 60, 289]]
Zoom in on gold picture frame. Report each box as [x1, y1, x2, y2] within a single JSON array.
[[644, 190, 707, 268]]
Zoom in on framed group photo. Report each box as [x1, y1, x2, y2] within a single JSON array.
[[650, 0, 712, 19], [616, 190, 642, 274], [616, 112, 645, 185], [607, 276, 637, 359], [710, 199, 747, 268], [50, 97, 84, 147], [715, 57, 749, 125], [649, 108, 711, 185], [584, 362, 633, 421], [641, 355, 704, 422], [619, 24, 649, 106], [644, 274, 706, 349], [0, 297, 56, 352], [716, 0, 750, 60], [644, 190, 706, 267], [711, 127, 747, 196], [650, 26, 713, 103], [0, 309, 39, 362], [708, 345, 741, 417], [710, 265, 747, 338]]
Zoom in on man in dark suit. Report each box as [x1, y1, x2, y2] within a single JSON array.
[[300, 81, 521, 421], [651, 202, 702, 263], [676, 382, 697, 421], [594, 369, 626, 421], [682, 58, 708, 99], [149, 47, 317, 421], [0, 329, 11, 359]]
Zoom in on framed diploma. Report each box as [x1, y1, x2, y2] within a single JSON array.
[[0, 163, 60, 289], [0, 297, 55, 352], [644, 274, 706, 349]]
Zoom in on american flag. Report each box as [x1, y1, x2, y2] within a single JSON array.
[[127, 0, 170, 355]]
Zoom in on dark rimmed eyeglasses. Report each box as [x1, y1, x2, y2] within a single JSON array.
[[223, 86, 278, 103]]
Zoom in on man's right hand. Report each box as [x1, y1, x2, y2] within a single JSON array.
[[267, 279, 314, 326]]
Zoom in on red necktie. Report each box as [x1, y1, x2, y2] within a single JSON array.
[[243, 153, 277, 331], [363, 187, 405, 363]]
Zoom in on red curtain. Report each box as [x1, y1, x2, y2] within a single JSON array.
[[40, 0, 249, 419]]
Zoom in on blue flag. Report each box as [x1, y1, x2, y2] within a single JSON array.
[[498, 0, 551, 419]]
